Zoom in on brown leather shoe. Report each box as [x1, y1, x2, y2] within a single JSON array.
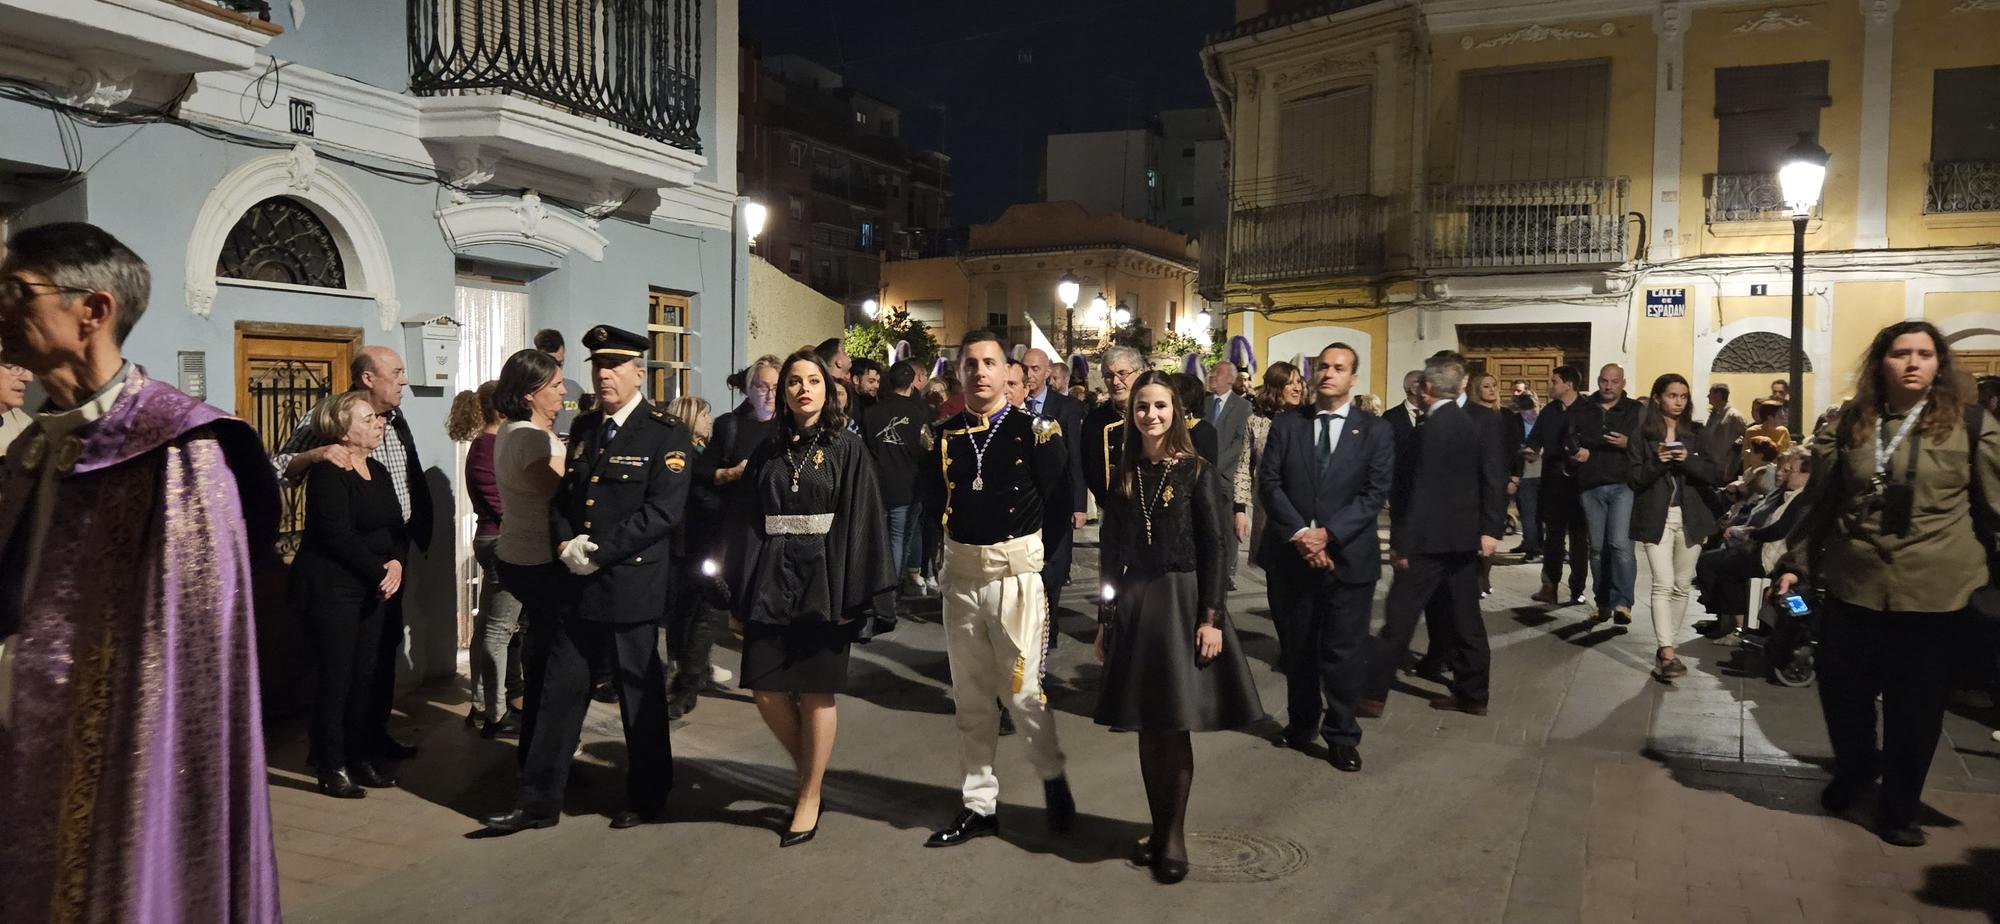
[[1356, 699, 1386, 719], [1530, 582, 1557, 605], [1430, 696, 1488, 716]]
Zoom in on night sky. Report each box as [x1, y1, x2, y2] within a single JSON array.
[[740, 0, 1235, 225]]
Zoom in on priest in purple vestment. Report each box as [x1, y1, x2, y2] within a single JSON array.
[[0, 223, 282, 923]]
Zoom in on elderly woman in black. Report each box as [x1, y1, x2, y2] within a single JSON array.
[[1095, 370, 1263, 884], [1776, 320, 2000, 847], [291, 391, 406, 798], [725, 350, 895, 847]]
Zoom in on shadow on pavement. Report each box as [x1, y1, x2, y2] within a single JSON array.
[[1917, 847, 2000, 921]]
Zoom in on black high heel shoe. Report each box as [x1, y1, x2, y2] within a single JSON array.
[[1130, 836, 1162, 868], [1153, 855, 1189, 885], [316, 768, 365, 799], [779, 810, 820, 848]]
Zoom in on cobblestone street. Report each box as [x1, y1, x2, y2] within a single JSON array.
[[270, 544, 2000, 923]]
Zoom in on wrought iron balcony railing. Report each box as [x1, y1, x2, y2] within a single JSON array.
[[1702, 172, 1812, 223], [1926, 161, 2000, 214], [408, 0, 703, 152], [1426, 177, 1629, 269], [1226, 195, 1387, 284]]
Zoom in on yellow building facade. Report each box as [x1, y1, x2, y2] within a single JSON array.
[[1205, 0, 2000, 414], [879, 201, 1202, 357]]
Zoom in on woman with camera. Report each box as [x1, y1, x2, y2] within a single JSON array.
[[1775, 320, 2000, 847], [1627, 373, 1722, 683]]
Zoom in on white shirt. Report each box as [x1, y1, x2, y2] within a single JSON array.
[[1291, 398, 1353, 539], [1429, 397, 1455, 414], [1026, 385, 1051, 416], [603, 392, 642, 431]]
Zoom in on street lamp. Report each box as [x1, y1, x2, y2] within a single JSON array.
[[1192, 309, 1213, 333], [1112, 306, 1132, 327], [1778, 132, 1828, 430], [862, 298, 879, 320], [742, 200, 768, 247], [1089, 294, 1109, 326], [1057, 271, 1080, 355]]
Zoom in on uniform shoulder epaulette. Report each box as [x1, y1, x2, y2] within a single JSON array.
[[1032, 416, 1061, 444], [651, 406, 676, 425]]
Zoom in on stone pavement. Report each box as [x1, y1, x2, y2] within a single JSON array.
[[270, 543, 2000, 923]]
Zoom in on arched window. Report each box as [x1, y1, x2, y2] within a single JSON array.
[[216, 196, 347, 288], [1712, 331, 1811, 373]]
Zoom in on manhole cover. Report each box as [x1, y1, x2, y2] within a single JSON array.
[[1182, 831, 1308, 883]]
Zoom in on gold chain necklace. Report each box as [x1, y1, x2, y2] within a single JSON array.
[[786, 431, 824, 493], [1136, 457, 1175, 544]]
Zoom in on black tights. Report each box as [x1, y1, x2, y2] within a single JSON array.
[[1138, 731, 1193, 863]]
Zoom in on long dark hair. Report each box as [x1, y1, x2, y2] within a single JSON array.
[[1116, 370, 1202, 498], [775, 349, 846, 445], [1254, 361, 1301, 415], [1639, 373, 1702, 442], [1843, 320, 1969, 446], [494, 348, 563, 423]]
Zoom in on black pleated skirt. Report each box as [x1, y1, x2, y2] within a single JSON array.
[[741, 620, 853, 694], [1094, 571, 1265, 732]]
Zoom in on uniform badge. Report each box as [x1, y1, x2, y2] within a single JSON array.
[[664, 451, 688, 473]]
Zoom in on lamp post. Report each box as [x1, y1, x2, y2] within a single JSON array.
[[1778, 132, 1828, 431], [1057, 271, 1081, 356], [1089, 293, 1109, 346]]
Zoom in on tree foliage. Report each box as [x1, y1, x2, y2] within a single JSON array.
[[844, 307, 940, 367]]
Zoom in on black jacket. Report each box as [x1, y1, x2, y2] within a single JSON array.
[[1628, 424, 1724, 546], [1391, 401, 1509, 556], [1568, 394, 1646, 490], [550, 399, 696, 623]]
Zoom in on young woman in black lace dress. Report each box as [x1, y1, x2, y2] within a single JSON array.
[[1094, 370, 1264, 883]]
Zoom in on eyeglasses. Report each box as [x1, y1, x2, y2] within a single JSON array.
[[1106, 368, 1138, 382], [0, 364, 23, 375], [1, 277, 96, 307]]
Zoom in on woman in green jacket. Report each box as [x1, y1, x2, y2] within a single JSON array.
[[1776, 320, 2000, 847]]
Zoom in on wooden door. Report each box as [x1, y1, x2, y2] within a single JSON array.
[[1957, 350, 2000, 378], [235, 322, 363, 556], [1464, 350, 1563, 401]]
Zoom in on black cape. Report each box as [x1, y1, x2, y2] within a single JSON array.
[[723, 428, 897, 639]]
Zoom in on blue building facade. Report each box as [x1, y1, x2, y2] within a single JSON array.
[[0, 0, 747, 687]]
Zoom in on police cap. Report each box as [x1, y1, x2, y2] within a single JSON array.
[[582, 325, 649, 363]]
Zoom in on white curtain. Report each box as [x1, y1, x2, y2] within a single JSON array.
[[454, 283, 529, 392], [449, 282, 528, 647]]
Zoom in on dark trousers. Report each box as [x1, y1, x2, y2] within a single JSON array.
[[306, 592, 385, 771], [1817, 601, 1965, 829], [1267, 562, 1373, 747], [1043, 523, 1073, 648], [667, 590, 721, 696], [518, 613, 675, 816], [1539, 482, 1589, 594], [1514, 478, 1542, 554], [363, 590, 405, 754], [1372, 552, 1489, 704], [1694, 547, 1765, 619]]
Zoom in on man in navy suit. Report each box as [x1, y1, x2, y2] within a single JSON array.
[[1257, 342, 1395, 773], [1363, 355, 1509, 718]]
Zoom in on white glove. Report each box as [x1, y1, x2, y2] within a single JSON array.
[[560, 535, 601, 576]]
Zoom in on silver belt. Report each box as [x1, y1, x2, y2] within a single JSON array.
[[766, 513, 835, 535]]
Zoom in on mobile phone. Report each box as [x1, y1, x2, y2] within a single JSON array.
[[1782, 594, 1811, 616], [1663, 440, 1684, 450]]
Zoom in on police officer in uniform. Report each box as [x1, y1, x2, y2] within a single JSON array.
[[921, 330, 1077, 848], [480, 325, 695, 833]]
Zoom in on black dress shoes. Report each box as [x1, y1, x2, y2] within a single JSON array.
[[1327, 744, 1362, 773], [924, 809, 999, 847], [1044, 777, 1076, 833], [479, 808, 558, 834], [480, 713, 522, 740], [609, 808, 664, 829], [1130, 836, 1161, 868], [1153, 856, 1189, 885], [1270, 730, 1313, 751], [373, 736, 420, 760], [316, 768, 365, 799], [1878, 823, 1926, 848], [349, 760, 398, 788]]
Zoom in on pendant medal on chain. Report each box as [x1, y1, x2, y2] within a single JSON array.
[[966, 406, 1012, 492]]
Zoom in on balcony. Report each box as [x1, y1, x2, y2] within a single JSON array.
[[408, 0, 706, 199], [1703, 172, 1814, 223], [1927, 161, 2000, 214], [1226, 196, 1387, 285], [1426, 177, 1629, 270], [0, 0, 280, 96]]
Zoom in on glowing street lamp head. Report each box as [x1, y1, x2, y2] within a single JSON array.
[[1112, 307, 1132, 327], [742, 200, 768, 242], [862, 298, 879, 319], [1056, 272, 1081, 308], [1777, 132, 1829, 216]]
